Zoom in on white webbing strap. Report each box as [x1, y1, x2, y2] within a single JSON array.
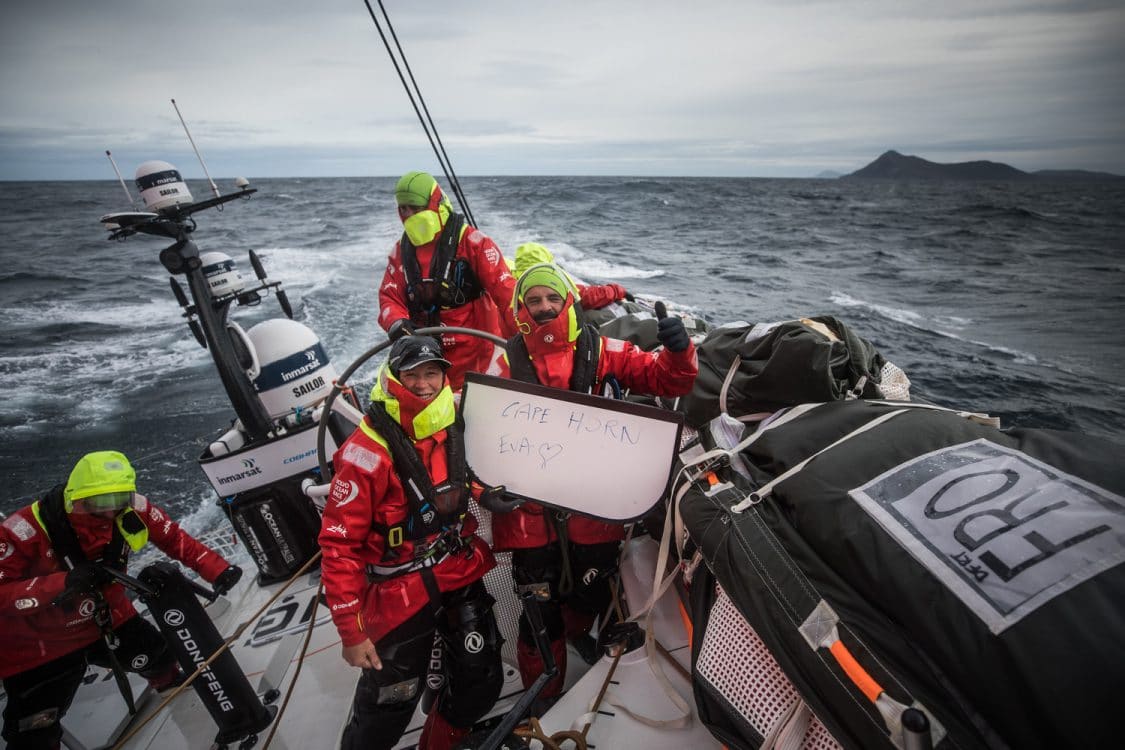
[[718, 355, 740, 417], [775, 700, 813, 750], [603, 468, 694, 731], [760, 697, 813, 750], [730, 409, 910, 513], [846, 374, 868, 399], [718, 354, 774, 423], [569, 711, 597, 733], [664, 402, 833, 567], [865, 399, 1001, 428], [629, 472, 690, 624]]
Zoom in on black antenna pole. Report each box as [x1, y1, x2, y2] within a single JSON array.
[[364, 0, 477, 227]]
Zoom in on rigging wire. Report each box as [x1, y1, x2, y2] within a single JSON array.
[[363, 0, 477, 228], [4, 436, 207, 510]]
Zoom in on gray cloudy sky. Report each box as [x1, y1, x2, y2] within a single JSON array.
[[2, 0, 1123, 180]]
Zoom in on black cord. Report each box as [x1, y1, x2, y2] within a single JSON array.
[[364, 0, 477, 228], [377, 0, 476, 228]]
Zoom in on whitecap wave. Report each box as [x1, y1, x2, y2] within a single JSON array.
[[830, 291, 1038, 364], [3, 297, 181, 329], [565, 256, 665, 281]]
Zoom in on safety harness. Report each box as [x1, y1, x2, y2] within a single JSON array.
[[362, 403, 473, 583], [399, 213, 483, 326], [33, 486, 131, 573], [505, 323, 603, 394]]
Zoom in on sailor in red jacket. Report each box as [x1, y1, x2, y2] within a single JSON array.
[[319, 335, 503, 750], [488, 262, 697, 700], [378, 171, 516, 391], [0, 450, 241, 750], [510, 242, 632, 311]]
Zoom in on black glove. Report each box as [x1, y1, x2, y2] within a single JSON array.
[[624, 291, 635, 302], [212, 565, 243, 596], [478, 485, 524, 514], [388, 318, 416, 342], [65, 563, 113, 595], [656, 316, 691, 352]]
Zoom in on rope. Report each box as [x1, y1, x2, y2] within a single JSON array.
[[513, 717, 567, 750], [363, 0, 477, 227], [111, 551, 323, 749], [6, 435, 207, 510], [126, 437, 205, 467]]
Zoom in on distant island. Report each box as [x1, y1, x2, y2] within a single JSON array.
[[842, 150, 1124, 181]]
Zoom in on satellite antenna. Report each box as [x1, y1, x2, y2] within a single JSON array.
[[171, 98, 221, 200], [105, 150, 137, 208]]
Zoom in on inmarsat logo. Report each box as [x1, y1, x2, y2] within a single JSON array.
[[582, 568, 599, 586], [281, 350, 323, 383], [79, 598, 97, 618], [164, 609, 186, 627], [217, 458, 263, 486], [131, 654, 149, 670]]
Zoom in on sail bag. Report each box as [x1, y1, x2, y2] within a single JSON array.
[[677, 316, 907, 429], [680, 399, 1125, 749]]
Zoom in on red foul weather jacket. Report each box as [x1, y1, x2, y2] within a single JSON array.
[[489, 301, 698, 550], [318, 380, 494, 648], [378, 223, 517, 391], [0, 495, 230, 678]]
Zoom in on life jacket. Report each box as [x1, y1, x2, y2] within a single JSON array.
[[399, 213, 483, 326], [30, 485, 137, 571], [505, 323, 603, 394], [362, 402, 472, 564]]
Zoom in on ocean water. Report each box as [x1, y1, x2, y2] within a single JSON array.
[[2, 176, 1123, 525]]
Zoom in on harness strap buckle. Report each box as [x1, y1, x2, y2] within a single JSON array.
[[516, 581, 552, 602]]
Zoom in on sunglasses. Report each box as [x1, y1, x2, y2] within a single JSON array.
[[77, 491, 135, 513]]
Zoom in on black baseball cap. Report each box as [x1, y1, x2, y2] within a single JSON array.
[[388, 335, 451, 377]]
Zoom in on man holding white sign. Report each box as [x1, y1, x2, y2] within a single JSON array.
[[486, 259, 697, 700]]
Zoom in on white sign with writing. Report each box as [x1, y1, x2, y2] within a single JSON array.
[[460, 373, 684, 521]]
